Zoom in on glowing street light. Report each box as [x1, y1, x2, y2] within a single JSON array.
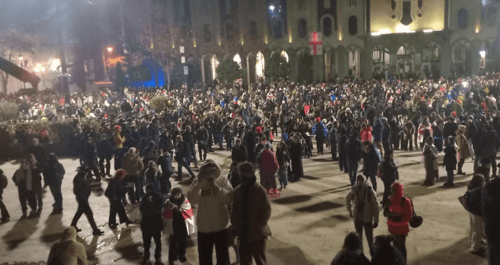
[[480, 51, 486, 59], [34, 63, 46, 73], [107, 46, 114, 53], [269, 5, 275, 11]]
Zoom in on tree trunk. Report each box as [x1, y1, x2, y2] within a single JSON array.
[[0, 74, 8, 94]]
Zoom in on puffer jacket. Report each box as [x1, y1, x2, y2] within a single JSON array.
[[385, 182, 412, 236], [456, 125, 470, 159], [360, 126, 372, 142], [121, 148, 144, 176], [346, 176, 379, 223]]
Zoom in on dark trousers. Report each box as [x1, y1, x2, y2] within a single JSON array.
[[169, 234, 187, 262], [368, 173, 377, 192], [18, 187, 36, 214], [109, 199, 129, 225], [0, 198, 9, 219], [187, 143, 197, 166], [458, 158, 465, 173], [339, 151, 348, 172], [317, 137, 324, 154], [71, 199, 98, 231], [331, 145, 338, 160], [348, 161, 359, 186], [239, 239, 267, 265], [178, 158, 195, 178], [486, 236, 500, 265], [382, 179, 395, 204], [199, 144, 208, 162], [124, 175, 138, 204], [143, 231, 162, 259], [447, 170, 454, 184], [49, 182, 63, 211], [161, 172, 172, 194], [198, 229, 230, 265], [354, 220, 374, 256], [393, 234, 407, 261], [33, 185, 43, 211], [98, 157, 112, 176]]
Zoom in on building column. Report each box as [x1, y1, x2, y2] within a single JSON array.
[[313, 54, 325, 82]]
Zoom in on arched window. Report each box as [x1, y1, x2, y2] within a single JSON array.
[[298, 19, 307, 38], [458, 9, 468, 29], [348, 16, 358, 36], [274, 20, 283, 39], [323, 17, 332, 37], [281, 50, 289, 63]]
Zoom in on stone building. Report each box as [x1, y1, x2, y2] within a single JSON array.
[[150, 0, 500, 85]]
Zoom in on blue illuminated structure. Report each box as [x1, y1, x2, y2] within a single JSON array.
[[126, 59, 166, 88]]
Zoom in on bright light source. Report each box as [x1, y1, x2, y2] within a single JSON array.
[[107, 46, 114, 53], [480, 51, 486, 58], [423, 29, 433, 33], [269, 5, 275, 11], [34, 63, 45, 73], [395, 24, 411, 33], [379, 29, 392, 35], [19, 56, 23, 61], [371, 32, 381, 36], [50, 58, 61, 72], [462, 82, 468, 87], [406, 31, 416, 33]]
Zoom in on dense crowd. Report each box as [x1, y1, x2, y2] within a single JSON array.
[[0, 75, 500, 265]]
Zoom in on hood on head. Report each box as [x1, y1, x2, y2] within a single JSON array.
[[199, 159, 221, 180], [356, 175, 367, 187], [61, 226, 77, 242], [457, 125, 466, 134], [391, 181, 404, 199]]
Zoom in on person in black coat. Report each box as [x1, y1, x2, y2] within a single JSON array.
[[157, 149, 173, 195], [443, 136, 457, 187], [182, 126, 197, 168], [243, 128, 256, 164], [82, 137, 101, 182], [44, 153, 65, 214], [330, 122, 338, 161], [143, 140, 159, 170], [362, 141, 380, 191], [196, 124, 209, 162], [97, 135, 114, 177], [231, 138, 247, 163], [379, 150, 399, 205], [70, 166, 104, 235], [347, 131, 363, 186], [175, 135, 195, 181], [443, 116, 458, 139], [290, 134, 304, 182], [159, 130, 173, 155], [381, 118, 392, 154], [371, 235, 406, 265], [330, 232, 370, 265], [338, 125, 349, 173], [140, 184, 165, 264], [105, 169, 133, 229], [148, 118, 161, 145], [482, 175, 500, 264]]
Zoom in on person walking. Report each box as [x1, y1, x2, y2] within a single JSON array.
[[330, 232, 371, 265], [163, 187, 195, 265], [384, 181, 412, 262], [0, 169, 10, 222], [157, 149, 173, 195], [456, 125, 470, 175], [82, 137, 101, 182], [44, 153, 65, 214], [362, 141, 380, 192], [231, 162, 272, 265], [12, 160, 36, 218], [140, 184, 165, 264], [231, 138, 248, 163], [463, 174, 487, 256], [46, 227, 87, 265], [379, 150, 399, 205], [276, 141, 290, 190], [346, 175, 379, 256], [312, 117, 327, 154], [339, 125, 349, 173], [187, 159, 233, 265], [121, 147, 144, 204], [373, 118, 385, 159], [113, 125, 126, 169], [27, 154, 43, 217], [105, 169, 134, 229], [70, 166, 104, 235], [443, 136, 457, 187], [347, 131, 363, 186], [330, 121, 338, 161], [197, 123, 209, 162], [290, 134, 304, 182], [97, 135, 114, 178], [174, 135, 196, 181]]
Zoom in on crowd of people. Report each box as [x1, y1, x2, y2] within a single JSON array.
[[0, 74, 499, 264]]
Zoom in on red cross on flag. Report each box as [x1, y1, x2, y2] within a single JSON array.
[[309, 32, 323, 55]]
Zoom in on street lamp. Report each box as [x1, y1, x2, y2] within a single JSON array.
[[107, 46, 114, 53], [269, 5, 275, 11]]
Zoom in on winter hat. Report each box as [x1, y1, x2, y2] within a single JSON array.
[[199, 159, 221, 180], [315, 117, 321, 122], [265, 142, 272, 149]]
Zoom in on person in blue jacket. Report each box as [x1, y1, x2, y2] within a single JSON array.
[[372, 118, 385, 158], [312, 117, 328, 155]]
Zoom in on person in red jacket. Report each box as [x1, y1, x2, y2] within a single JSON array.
[[384, 181, 412, 262], [360, 121, 373, 142], [259, 143, 279, 190]]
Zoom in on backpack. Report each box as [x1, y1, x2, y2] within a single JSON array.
[[0, 174, 7, 189]]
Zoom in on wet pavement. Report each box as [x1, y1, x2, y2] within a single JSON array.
[[0, 141, 491, 265]]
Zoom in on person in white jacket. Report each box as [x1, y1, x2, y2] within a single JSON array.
[[346, 175, 380, 257], [187, 159, 233, 265]]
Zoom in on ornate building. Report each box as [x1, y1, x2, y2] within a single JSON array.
[[150, 0, 500, 85]]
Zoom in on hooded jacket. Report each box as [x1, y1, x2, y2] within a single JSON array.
[[121, 148, 144, 176], [373, 119, 384, 142], [386, 182, 413, 236], [187, 161, 233, 233], [346, 175, 380, 223], [46, 227, 87, 265]]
